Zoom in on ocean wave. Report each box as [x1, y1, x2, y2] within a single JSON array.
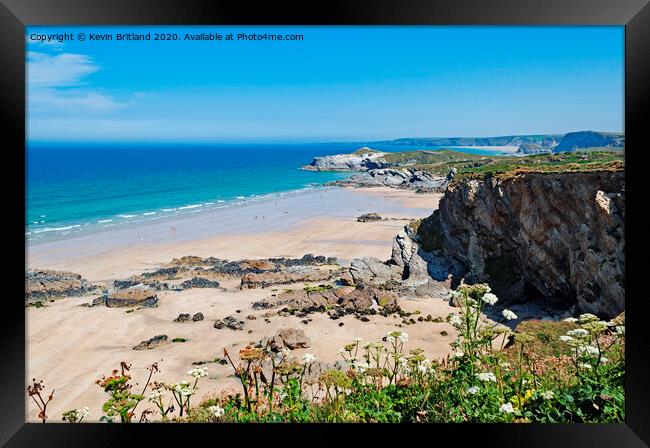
[[27, 184, 336, 241], [31, 224, 81, 234]]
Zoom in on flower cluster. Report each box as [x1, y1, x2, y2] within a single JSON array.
[[208, 405, 225, 418], [476, 372, 497, 382], [187, 367, 208, 379]]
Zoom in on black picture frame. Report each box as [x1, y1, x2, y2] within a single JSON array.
[[1, 0, 648, 446]]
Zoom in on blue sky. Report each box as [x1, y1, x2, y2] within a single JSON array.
[[26, 26, 624, 143]]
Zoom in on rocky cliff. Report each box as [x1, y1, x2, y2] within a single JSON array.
[[328, 167, 451, 192], [393, 170, 625, 318], [302, 148, 389, 171], [553, 131, 624, 152]]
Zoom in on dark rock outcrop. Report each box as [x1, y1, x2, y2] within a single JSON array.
[[133, 334, 168, 350], [348, 257, 402, 286], [111, 254, 338, 291], [357, 213, 382, 222], [192, 312, 204, 321], [390, 215, 463, 287], [252, 284, 399, 317], [179, 277, 221, 289], [269, 328, 311, 350], [174, 313, 191, 322], [214, 316, 245, 331], [25, 269, 98, 304], [434, 170, 624, 317], [241, 266, 339, 289], [103, 286, 159, 308], [330, 168, 448, 192]]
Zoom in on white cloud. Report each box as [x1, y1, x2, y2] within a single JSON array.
[[27, 51, 100, 87], [27, 51, 131, 114]]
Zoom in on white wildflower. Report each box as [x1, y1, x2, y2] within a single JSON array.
[[475, 372, 497, 382], [499, 402, 515, 413], [541, 391, 555, 400], [502, 309, 518, 321], [615, 326, 625, 335], [187, 367, 208, 379], [467, 386, 479, 395], [398, 332, 409, 343], [446, 290, 461, 300], [208, 405, 225, 418], [482, 293, 499, 306], [356, 361, 370, 372], [354, 337, 363, 343], [578, 313, 599, 324], [386, 335, 396, 343], [417, 359, 432, 374], [449, 314, 462, 328], [578, 363, 592, 370], [563, 317, 578, 323], [600, 357, 609, 364], [566, 328, 589, 338], [559, 335, 574, 343], [451, 351, 464, 358], [302, 353, 316, 364], [148, 390, 165, 402]]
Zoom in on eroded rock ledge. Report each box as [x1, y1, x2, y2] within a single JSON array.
[[25, 269, 99, 304], [408, 170, 625, 318]]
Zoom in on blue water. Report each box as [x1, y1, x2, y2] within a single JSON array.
[[26, 142, 503, 242]]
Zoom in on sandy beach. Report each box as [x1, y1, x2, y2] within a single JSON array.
[[26, 186, 465, 422]]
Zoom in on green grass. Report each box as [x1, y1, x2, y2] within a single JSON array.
[[382, 149, 485, 166], [352, 147, 382, 156], [451, 151, 624, 180], [172, 338, 188, 343]]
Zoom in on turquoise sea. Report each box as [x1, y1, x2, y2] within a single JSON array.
[[26, 142, 501, 242]]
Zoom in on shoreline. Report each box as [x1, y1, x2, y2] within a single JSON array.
[[28, 186, 440, 282]]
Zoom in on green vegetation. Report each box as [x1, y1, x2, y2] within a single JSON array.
[[42, 284, 624, 424], [352, 147, 381, 156], [172, 338, 188, 343], [304, 284, 334, 293], [373, 149, 624, 179], [451, 151, 624, 180], [382, 149, 485, 166]]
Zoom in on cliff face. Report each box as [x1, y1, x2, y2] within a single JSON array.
[[434, 170, 624, 317]]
